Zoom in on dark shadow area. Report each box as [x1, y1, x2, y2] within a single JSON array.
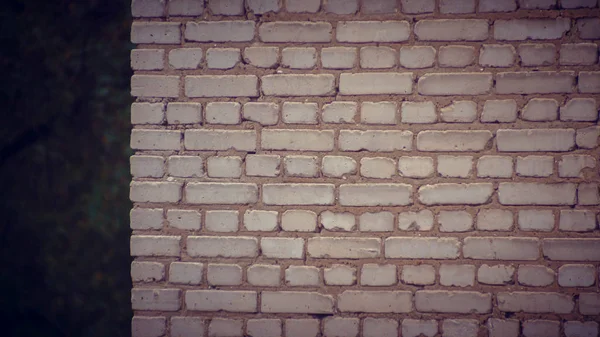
[[0, 0, 133, 336]]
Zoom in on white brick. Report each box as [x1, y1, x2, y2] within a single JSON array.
[[363, 318, 398, 337], [437, 155, 473, 178], [518, 265, 555, 286], [284, 155, 319, 177], [401, 265, 435, 285], [495, 19, 570, 40], [242, 102, 279, 126], [339, 184, 412, 206], [418, 73, 492, 95], [244, 210, 278, 231], [285, 266, 319, 286], [521, 98, 558, 121], [440, 101, 477, 123], [323, 318, 359, 337], [322, 156, 357, 178], [559, 155, 596, 178], [414, 19, 489, 41], [131, 22, 180, 44], [131, 261, 165, 282], [131, 102, 164, 124], [263, 184, 335, 205], [497, 129, 575, 152], [516, 156, 553, 177], [442, 319, 479, 337], [398, 156, 434, 178], [320, 211, 355, 231], [131, 129, 181, 150], [487, 319, 519, 337], [261, 237, 305, 259], [560, 98, 598, 122], [131, 75, 179, 98], [285, 319, 320, 337], [261, 291, 334, 313], [185, 130, 256, 151], [439, 210, 473, 232], [167, 156, 203, 178], [360, 157, 396, 179], [171, 317, 205, 337], [282, 47, 317, 69], [281, 210, 317, 232], [131, 208, 163, 230], [362, 0, 397, 13], [324, 265, 356, 286], [131, 235, 181, 257], [337, 21, 410, 42], [417, 130, 492, 152], [399, 46, 436, 69], [166, 209, 201, 230], [247, 319, 281, 337], [321, 47, 356, 69], [169, 262, 203, 285], [499, 182, 577, 205], [518, 210, 554, 232], [187, 236, 258, 258], [463, 237, 539, 260], [438, 46, 476, 67], [578, 18, 600, 40], [496, 71, 575, 94], [562, 0, 597, 7], [339, 73, 413, 95], [130, 181, 182, 203], [559, 210, 597, 232], [207, 264, 242, 286], [262, 74, 335, 96], [132, 317, 166, 337], [440, 264, 475, 287], [205, 210, 239, 232], [247, 0, 281, 14], [560, 43, 599, 65], [522, 320, 560, 337], [282, 102, 318, 124], [131, 49, 164, 70], [308, 237, 381, 259], [401, 101, 437, 124], [169, 0, 204, 15], [168, 48, 202, 69], [481, 99, 517, 123], [243, 47, 279, 68], [206, 156, 242, 178], [479, 0, 517, 11], [518, 43, 555, 66], [415, 291, 491, 313], [477, 156, 513, 178], [519, 0, 556, 9], [259, 22, 332, 42], [385, 237, 460, 259], [322, 102, 356, 123], [361, 264, 397, 286], [419, 183, 493, 205], [479, 44, 516, 67], [360, 46, 397, 69], [337, 290, 413, 313], [286, 0, 320, 12], [208, 319, 243, 337], [340, 130, 413, 152], [247, 265, 280, 286], [577, 126, 600, 148], [580, 293, 600, 315], [440, 0, 475, 13], [398, 210, 434, 231], [206, 48, 240, 69], [401, 319, 438, 337], [476, 209, 513, 231], [478, 265, 515, 285], [185, 75, 258, 97], [166, 102, 202, 124], [558, 264, 596, 287], [208, 0, 244, 15], [578, 183, 600, 206], [131, 288, 181, 311], [186, 290, 256, 312], [565, 322, 599, 337], [401, 0, 435, 13], [359, 212, 394, 232], [131, 155, 165, 178], [132, 0, 165, 17], [186, 183, 258, 205]]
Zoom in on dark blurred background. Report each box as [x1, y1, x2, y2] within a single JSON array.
[[0, 0, 133, 336]]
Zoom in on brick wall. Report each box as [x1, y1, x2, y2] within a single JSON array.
[[129, 0, 600, 336]]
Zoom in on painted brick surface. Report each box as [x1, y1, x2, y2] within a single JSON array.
[[130, 1, 600, 335]]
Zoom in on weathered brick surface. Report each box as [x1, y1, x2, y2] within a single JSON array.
[[131, 2, 600, 333]]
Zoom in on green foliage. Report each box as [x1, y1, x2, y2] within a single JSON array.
[[0, 0, 133, 336]]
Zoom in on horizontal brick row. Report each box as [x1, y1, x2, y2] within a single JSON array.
[[132, 43, 600, 71], [130, 235, 600, 261], [132, 260, 599, 288], [132, 18, 600, 43], [132, 315, 600, 337]]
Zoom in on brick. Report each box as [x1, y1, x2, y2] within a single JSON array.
[[166, 209, 201, 230], [130, 182, 182, 203], [440, 264, 475, 287], [361, 264, 397, 286], [499, 183, 577, 205], [415, 291, 492, 313], [481, 99, 517, 123], [243, 47, 279, 68], [282, 102, 318, 124], [495, 19, 570, 40], [580, 71, 600, 93], [206, 48, 240, 69], [398, 156, 435, 179], [578, 183, 600, 205], [131, 75, 179, 98], [247, 264, 280, 286], [385, 237, 460, 259], [577, 126, 600, 148], [560, 43, 598, 66], [321, 211, 356, 231], [324, 265, 356, 286], [324, 0, 358, 13], [169, 0, 204, 15], [479, 44, 516, 67], [401, 265, 435, 285], [285, 319, 320, 337], [519, 0, 556, 9], [562, 0, 597, 7], [577, 18, 600, 39], [185, 75, 258, 97], [321, 47, 357, 69], [516, 156, 553, 177], [169, 262, 203, 285], [487, 319, 519, 337], [131, 129, 180, 150], [497, 129, 575, 152], [440, 0, 475, 13], [496, 71, 575, 94], [131, 22, 180, 44], [131, 261, 165, 282], [479, 0, 517, 11], [131, 288, 180, 311], [360, 157, 396, 179], [281, 210, 318, 232], [439, 46, 476, 67], [323, 317, 359, 337], [131, 155, 165, 178], [362, 0, 397, 13], [167, 156, 202, 178], [184, 130, 256, 151], [208, 319, 242, 337], [476, 209, 513, 231], [414, 19, 489, 41], [558, 264, 596, 287], [208, 0, 244, 14], [132, 317, 166, 337], [131, 102, 164, 125], [463, 237, 539, 260], [518, 43, 555, 66], [338, 291, 412, 313], [132, 0, 165, 17], [247, 319, 281, 337], [521, 98, 558, 121], [187, 236, 258, 258], [337, 21, 409, 43], [440, 101, 477, 123], [478, 264, 515, 285], [169, 48, 203, 70], [186, 290, 256, 312], [261, 237, 305, 259], [401, 319, 438, 337], [322, 102, 357, 123], [339, 130, 413, 152], [543, 239, 600, 261], [262, 74, 335, 96], [244, 210, 278, 231], [205, 210, 239, 232], [401, 101, 437, 124], [360, 46, 396, 69], [242, 102, 279, 125], [339, 184, 412, 206], [437, 155, 473, 178], [580, 293, 600, 315], [398, 210, 434, 231], [559, 155, 596, 178], [284, 155, 319, 177], [399, 46, 436, 69], [560, 98, 598, 122], [247, 0, 281, 14], [186, 183, 257, 205], [363, 318, 397, 337], [261, 291, 334, 313], [308, 237, 381, 259], [207, 264, 242, 286], [259, 22, 332, 42], [322, 156, 357, 177], [497, 292, 574, 313], [130, 208, 163, 230], [339, 73, 413, 95], [442, 320, 479, 337], [477, 156, 513, 178], [166, 102, 202, 124], [286, 0, 320, 12], [282, 47, 317, 69], [518, 210, 554, 232], [518, 265, 555, 287], [439, 210, 473, 232], [564, 322, 599, 337], [263, 184, 334, 205], [359, 212, 394, 232], [419, 183, 493, 205], [286, 266, 319, 286], [418, 73, 492, 95], [131, 49, 164, 70]]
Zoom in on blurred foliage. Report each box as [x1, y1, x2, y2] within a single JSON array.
[[0, 0, 133, 336]]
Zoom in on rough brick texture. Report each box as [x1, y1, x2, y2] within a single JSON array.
[[130, 1, 600, 335]]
